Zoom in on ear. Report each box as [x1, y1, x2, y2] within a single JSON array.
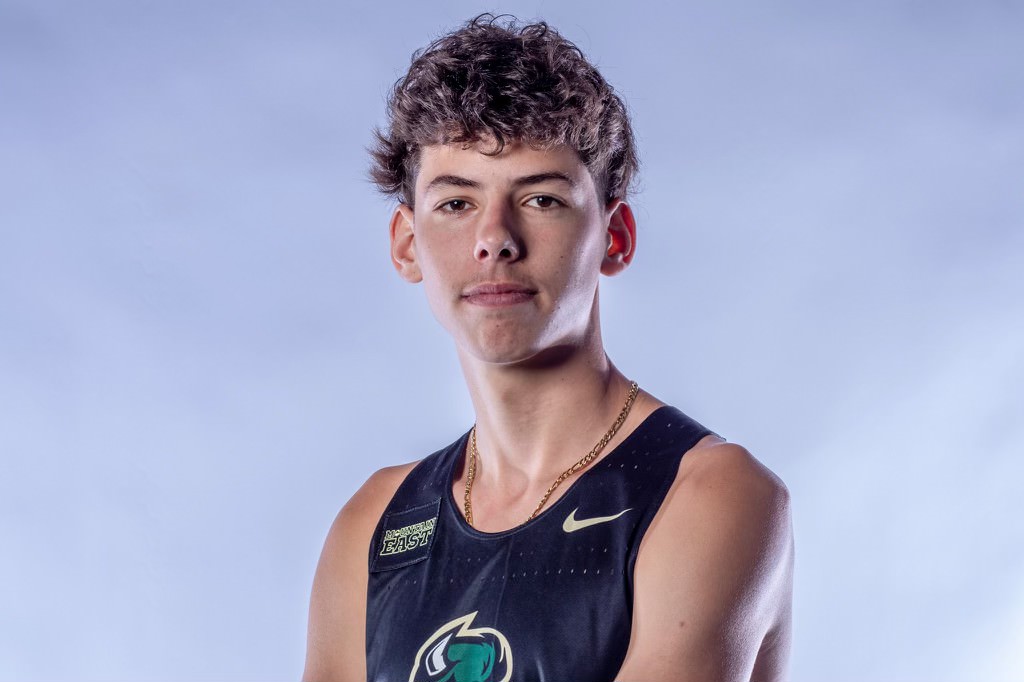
[[389, 204, 422, 283], [600, 199, 637, 276]]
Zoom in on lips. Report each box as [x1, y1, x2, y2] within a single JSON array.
[[461, 282, 537, 306]]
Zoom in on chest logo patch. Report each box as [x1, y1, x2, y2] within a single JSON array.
[[410, 611, 512, 682], [562, 507, 632, 533], [370, 498, 440, 572], [380, 517, 436, 556]]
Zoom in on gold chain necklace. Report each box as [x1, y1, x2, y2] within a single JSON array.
[[463, 381, 640, 527]]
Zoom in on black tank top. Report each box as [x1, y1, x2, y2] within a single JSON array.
[[365, 405, 716, 682]]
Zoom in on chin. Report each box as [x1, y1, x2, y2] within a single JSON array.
[[467, 342, 538, 366], [450, 315, 584, 367], [453, 326, 533, 364], [463, 334, 577, 369]]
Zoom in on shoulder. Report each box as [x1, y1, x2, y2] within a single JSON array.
[[322, 460, 421, 563], [348, 462, 422, 515], [311, 460, 420, 600], [618, 438, 794, 681], [674, 437, 791, 531], [303, 460, 419, 682], [313, 459, 422, 588], [658, 437, 793, 603]]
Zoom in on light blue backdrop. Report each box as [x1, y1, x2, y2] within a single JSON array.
[[1, 1, 1021, 680]]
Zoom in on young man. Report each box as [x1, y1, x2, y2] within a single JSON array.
[[304, 15, 793, 682]]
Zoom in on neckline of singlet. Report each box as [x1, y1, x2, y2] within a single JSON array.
[[442, 404, 678, 539]]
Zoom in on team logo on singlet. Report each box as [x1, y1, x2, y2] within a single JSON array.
[[409, 611, 513, 682], [371, 499, 441, 572], [380, 517, 436, 556]]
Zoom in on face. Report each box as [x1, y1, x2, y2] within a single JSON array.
[[389, 140, 636, 366]]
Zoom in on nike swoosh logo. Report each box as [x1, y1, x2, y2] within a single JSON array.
[[562, 507, 633, 533]]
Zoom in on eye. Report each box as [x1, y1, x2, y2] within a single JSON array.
[[525, 195, 563, 209], [437, 199, 470, 213]]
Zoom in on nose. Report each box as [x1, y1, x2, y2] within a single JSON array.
[[474, 204, 522, 263]]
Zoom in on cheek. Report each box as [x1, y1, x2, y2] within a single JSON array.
[[418, 267, 459, 334], [550, 230, 604, 288], [414, 230, 464, 321], [417, 233, 460, 284]]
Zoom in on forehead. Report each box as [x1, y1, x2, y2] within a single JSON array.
[[414, 140, 597, 198]]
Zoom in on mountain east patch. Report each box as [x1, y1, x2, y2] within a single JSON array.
[[370, 498, 441, 572]]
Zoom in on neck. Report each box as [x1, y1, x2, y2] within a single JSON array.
[[456, 316, 651, 499]]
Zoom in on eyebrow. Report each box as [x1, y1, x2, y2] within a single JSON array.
[[424, 174, 480, 192], [423, 171, 577, 194], [513, 172, 576, 188]]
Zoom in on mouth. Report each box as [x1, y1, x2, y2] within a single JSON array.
[[461, 282, 538, 307]]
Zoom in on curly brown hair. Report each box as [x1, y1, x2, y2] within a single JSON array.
[[370, 14, 638, 206]]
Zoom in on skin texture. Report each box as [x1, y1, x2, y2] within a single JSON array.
[[303, 141, 793, 681]]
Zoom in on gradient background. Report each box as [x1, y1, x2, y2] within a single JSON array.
[[2, 1, 1022, 680]]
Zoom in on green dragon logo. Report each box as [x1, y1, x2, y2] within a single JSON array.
[[409, 611, 512, 682]]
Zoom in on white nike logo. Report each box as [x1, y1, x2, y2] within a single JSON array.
[[562, 507, 633, 533]]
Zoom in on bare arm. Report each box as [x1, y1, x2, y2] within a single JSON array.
[[615, 441, 795, 682], [302, 463, 417, 682]]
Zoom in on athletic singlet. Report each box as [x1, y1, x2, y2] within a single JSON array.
[[365, 405, 717, 682]]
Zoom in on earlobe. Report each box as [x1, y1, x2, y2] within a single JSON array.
[[389, 204, 422, 283], [601, 200, 637, 276]]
